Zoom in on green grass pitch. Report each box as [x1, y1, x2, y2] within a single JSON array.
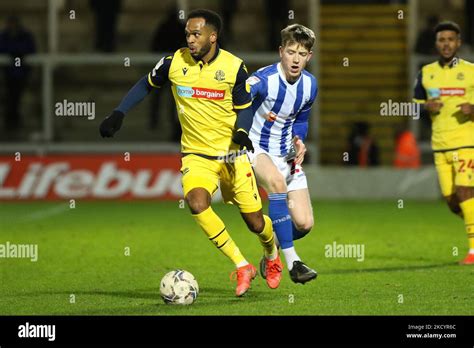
[[0, 200, 473, 315]]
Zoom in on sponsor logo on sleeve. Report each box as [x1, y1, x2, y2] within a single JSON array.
[[246, 76, 261, 86]]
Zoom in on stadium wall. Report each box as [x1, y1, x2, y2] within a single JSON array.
[[305, 166, 440, 200], [0, 155, 440, 201]]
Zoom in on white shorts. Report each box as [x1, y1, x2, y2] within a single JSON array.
[[247, 146, 308, 192]]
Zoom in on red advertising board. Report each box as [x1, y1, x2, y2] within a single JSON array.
[[0, 154, 183, 200]]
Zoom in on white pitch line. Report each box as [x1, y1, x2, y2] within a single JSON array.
[[22, 204, 70, 222]]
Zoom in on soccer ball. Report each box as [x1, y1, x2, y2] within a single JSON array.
[[160, 269, 199, 305]]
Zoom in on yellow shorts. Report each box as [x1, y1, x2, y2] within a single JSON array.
[[434, 148, 474, 197], [180, 154, 262, 213]]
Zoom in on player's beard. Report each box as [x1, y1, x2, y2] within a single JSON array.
[[192, 40, 212, 60], [441, 52, 456, 63], [437, 45, 457, 63]]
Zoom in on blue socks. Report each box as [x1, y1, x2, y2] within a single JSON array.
[[268, 193, 293, 249]]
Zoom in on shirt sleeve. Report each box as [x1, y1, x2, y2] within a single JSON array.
[[292, 78, 318, 141], [301, 78, 318, 113], [232, 62, 252, 110], [292, 109, 310, 141], [147, 55, 172, 88], [246, 72, 265, 99], [115, 75, 152, 115], [413, 70, 427, 103]]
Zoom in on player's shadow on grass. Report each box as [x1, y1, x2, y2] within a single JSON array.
[[24, 287, 275, 315], [28, 286, 273, 304], [324, 261, 457, 275]]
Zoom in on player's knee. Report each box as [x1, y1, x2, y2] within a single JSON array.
[[186, 199, 209, 214], [185, 193, 210, 214], [241, 210, 265, 233], [455, 186, 474, 203], [249, 219, 265, 234], [244, 215, 265, 233]]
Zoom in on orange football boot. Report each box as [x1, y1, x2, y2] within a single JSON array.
[[230, 264, 257, 297], [265, 255, 283, 289], [459, 253, 474, 265]]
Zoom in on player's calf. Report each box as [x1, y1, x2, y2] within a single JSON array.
[[292, 217, 314, 240]]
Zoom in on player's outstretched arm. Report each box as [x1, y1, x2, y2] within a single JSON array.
[[100, 55, 172, 138], [99, 75, 152, 138]]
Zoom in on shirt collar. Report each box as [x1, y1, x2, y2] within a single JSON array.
[[207, 44, 220, 65], [438, 56, 459, 68], [191, 44, 220, 66], [277, 62, 303, 86]]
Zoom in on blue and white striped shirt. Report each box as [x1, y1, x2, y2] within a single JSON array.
[[247, 63, 318, 157]]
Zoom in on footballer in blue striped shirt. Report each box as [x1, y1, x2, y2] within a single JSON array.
[[246, 24, 318, 284]]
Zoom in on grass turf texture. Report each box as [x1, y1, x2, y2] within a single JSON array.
[[0, 201, 473, 315]]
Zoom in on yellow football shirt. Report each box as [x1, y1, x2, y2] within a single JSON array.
[[148, 47, 251, 157], [413, 58, 474, 151]]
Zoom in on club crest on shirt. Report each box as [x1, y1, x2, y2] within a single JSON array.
[[214, 70, 225, 81], [264, 111, 277, 122], [457, 72, 464, 80]]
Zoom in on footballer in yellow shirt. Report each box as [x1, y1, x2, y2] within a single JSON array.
[[99, 9, 282, 294], [413, 21, 474, 264]]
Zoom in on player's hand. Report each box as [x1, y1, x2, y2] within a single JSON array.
[[232, 129, 254, 152], [99, 110, 125, 138], [424, 99, 443, 114], [456, 103, 474, 116], [293, 136, 306, 165]]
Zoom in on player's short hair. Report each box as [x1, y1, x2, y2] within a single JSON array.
[[187, 9, 222, 36], [281, 24, 316, 51], [434, 21, 461, 37]]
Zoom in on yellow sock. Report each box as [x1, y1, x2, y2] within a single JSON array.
[[460, 198, 474, 251], [259, 215, 277, 259], [193, 207, 247, 266]]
